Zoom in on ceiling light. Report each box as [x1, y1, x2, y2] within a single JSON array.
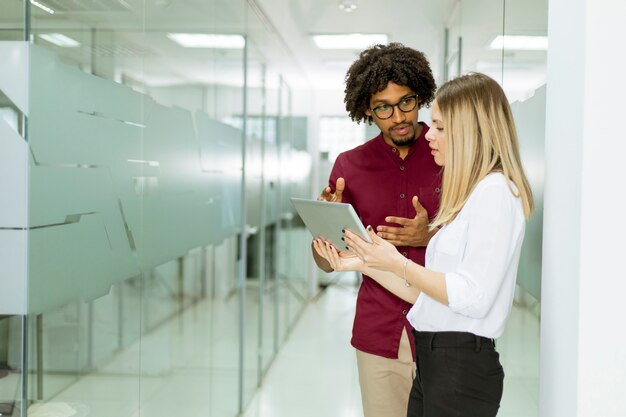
[[30, 0, 54, 14], [39, 33, 80, 47], [338, 0, 357, 12], [489, 35, 548, 50], [167, 33, 245, 49], [312, 34, 388, 50]]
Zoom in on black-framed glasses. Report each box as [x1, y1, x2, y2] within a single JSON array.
[[371, 95, 418, 120]]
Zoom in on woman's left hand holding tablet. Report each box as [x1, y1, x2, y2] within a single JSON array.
[[312, 238, 363, 272], [343, 227, 406, 274]]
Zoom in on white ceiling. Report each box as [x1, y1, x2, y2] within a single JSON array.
[[0, 0, 547, 96], [251, 0, 456, 88]]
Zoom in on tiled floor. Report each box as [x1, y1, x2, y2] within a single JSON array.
[[242, 275, 363, 417], [0, 272, 539, 417], [242, 273, 540, 417]]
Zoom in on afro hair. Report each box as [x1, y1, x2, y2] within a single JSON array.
[[344, 42, 436, 124]]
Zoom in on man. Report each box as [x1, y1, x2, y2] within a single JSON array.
[[313, 43, 441, 417]]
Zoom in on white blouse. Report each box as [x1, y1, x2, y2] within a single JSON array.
[[407, 173, 526, 339]]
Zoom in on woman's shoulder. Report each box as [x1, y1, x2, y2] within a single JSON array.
[[473, 172, 519, 195], [466, 173, 522, 211], [476, 172, 508, 188]]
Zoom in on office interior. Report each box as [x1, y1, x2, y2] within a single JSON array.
[[1, 0, 624, 416]]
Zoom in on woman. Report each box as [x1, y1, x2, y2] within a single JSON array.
[[314, 72, 534, 417]]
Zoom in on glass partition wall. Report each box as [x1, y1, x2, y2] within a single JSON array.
[[0, 4, 25, 417], [444, 1, 548, 416], [0, 0, 313, 416]]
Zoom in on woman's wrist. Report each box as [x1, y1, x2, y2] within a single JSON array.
[[392, 253, 408, 278], [401, 258, 411, 287]]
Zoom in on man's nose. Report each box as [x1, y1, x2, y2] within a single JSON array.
[[391, 106, 406, 122]]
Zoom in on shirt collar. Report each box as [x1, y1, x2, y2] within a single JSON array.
[[375, 122, 429, 160]]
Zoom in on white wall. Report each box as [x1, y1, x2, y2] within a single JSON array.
[[541, 0, 626, 416]]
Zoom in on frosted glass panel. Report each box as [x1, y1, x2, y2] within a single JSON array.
[[0, 42, 29, 114], [0, 42, 29, 315], [27, 44, 243, 313], [445, 0, 547, 301], [194, 110, 243, 242], [1, 0, 315, 415], [503, 0, 547, 301], [511, 85, 546, 301]]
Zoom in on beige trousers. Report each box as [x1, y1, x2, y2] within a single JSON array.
[[356, 328, 416, 417]]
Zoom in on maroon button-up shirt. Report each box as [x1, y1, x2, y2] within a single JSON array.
[[328, 123, 441, 358]]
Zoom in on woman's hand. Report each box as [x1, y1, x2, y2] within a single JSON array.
[[343, 227, 406, 275], [312, 238, 364, 273]]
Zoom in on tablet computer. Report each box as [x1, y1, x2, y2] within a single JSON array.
[[290, 197, 372, 251]]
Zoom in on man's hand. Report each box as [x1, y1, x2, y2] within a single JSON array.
[[376, 196, 437, 247], [318, 177, 345, 203]]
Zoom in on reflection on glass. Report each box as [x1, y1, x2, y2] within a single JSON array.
[[500, 1, 547, 414], [0, 2, 26, 414], [0, 1, 314, 416]]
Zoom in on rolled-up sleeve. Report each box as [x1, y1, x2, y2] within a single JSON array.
[[445, 184, 524, 318]]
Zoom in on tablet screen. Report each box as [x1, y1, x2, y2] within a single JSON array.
[[290, 197, 372, 251]]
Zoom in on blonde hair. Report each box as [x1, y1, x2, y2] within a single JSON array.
[[431, 73, 534, 229]]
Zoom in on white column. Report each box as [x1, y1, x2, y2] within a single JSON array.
[[541, 0, 626, 416]]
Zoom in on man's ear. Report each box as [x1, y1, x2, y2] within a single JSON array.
[[364, 108, 372, 117]]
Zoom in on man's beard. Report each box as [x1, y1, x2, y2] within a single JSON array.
[[389, 124, 417, 147], [391, 135, 417, 147]]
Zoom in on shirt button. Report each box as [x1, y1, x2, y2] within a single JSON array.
[[435, 187, 441, 193], [402, 310, 408, 315], [402, 251, 408, 257], [400, 193, 405, 199], [400, 165, 405, 171], [392, 148, 397, 152]]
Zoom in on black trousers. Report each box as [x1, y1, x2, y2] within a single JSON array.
[[407, 330, 504, 417]]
